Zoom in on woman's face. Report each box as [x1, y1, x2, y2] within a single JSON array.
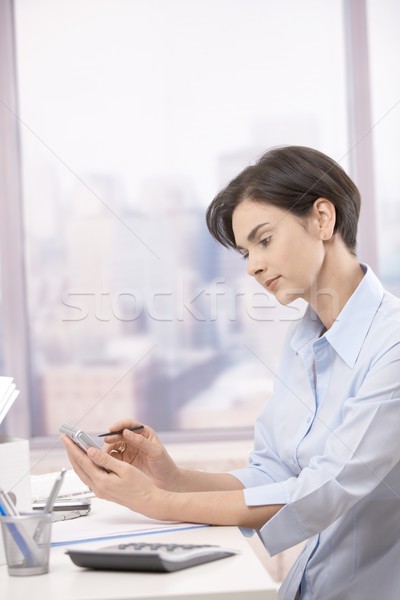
[[232, 199, 327, 305]]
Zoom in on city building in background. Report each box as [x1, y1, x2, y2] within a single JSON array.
[[0, 0, 399, 438]]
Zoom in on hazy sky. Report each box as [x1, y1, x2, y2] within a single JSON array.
[[15, 0, 348, 211]]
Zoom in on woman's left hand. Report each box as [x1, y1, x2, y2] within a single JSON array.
[[61, 435, 167, 519]]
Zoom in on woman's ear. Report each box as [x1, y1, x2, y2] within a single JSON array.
[[313, 197, 336, 240]]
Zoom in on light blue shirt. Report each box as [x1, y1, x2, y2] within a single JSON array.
[[231, 265, 400, 600]]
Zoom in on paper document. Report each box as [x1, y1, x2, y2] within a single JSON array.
[[50, 497, 208, 547], [0, 376, 20, 426], [31, 469, 92, 502]]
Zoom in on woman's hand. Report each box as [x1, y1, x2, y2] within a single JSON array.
[[61, 434, 281, 530], [102, 419, 182, 491], [61, 435, 168, 519]]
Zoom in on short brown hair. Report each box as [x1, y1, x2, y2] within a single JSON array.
[[206, 146, 360, 253]]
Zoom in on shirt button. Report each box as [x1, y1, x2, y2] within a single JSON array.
[[306, 416, 311, 423]]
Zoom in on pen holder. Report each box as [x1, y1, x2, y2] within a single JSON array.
[[0, 512, 52, 576], [0, 435, 32, 565]]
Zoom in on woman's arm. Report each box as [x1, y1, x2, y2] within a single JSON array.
[[173, 468, 245, 492], [62, 436, 283, 529], [156, 487, 283, 530], [102, 420, 246, 493]]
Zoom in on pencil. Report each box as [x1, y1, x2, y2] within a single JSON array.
[[97, 425, 144, 438]]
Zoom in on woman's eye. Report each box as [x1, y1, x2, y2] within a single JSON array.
[[260, 236, 272, 247], [241, 253, 249, 261]]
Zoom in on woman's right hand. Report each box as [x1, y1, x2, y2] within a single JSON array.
[[102, 419, 181, 491]]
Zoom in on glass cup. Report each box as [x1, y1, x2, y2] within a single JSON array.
[[0, 512, 52, 576]]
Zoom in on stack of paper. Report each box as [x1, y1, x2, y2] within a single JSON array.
[[31, 469, 92, 502], [0, 376, 19, 426]]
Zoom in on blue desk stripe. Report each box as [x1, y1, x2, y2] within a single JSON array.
[[51, 524, 210, 547]]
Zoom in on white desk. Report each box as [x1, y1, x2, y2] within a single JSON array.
[[0, 498, 279, 600]]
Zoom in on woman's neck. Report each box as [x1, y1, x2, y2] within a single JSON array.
[[308, 241, 365, 330]]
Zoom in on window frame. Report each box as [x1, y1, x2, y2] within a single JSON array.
[[0, 0, 32, 437]]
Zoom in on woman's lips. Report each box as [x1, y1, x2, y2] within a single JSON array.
[[265, 276, 280, 291]]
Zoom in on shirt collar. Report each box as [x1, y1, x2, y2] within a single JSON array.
[[291, 265, 384, 367]]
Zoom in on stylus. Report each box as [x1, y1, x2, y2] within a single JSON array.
[[98, 425, 144, 437]]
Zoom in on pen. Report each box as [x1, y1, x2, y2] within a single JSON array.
[[43, 467, 67, 514], [0, 487, 19, 516], [0, 488, 39, 566], [33, 467, 66, 543], [98, 425, 144, 437]]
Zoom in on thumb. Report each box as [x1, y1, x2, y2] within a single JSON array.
[[87, 446, 124, 474]]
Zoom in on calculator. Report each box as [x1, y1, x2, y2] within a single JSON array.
[[66, 542, 239, 572]]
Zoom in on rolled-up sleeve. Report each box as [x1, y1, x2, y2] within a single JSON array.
[[235, 343, 400, 556]]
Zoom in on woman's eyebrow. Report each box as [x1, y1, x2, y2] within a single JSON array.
[[247, 222, 270, 242], [235, 222, 271, 250]]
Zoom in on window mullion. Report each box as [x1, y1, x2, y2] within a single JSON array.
[[343, 0, 378, 271], [0, 0, 32, 437]]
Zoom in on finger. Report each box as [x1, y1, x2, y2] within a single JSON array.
[[87, 446, 127, 476], [103, 434, 125, 445], [103, 437, 125, 452], [107, 418, 142, 433], [107, 442, 129, 462], [122, 428, 161, 458], [105, 444, 125, 460], [61, 436, 96, 490], [61, 434, 86, 461], [103, 423, 149, 445], [109, 451, 124, 462]]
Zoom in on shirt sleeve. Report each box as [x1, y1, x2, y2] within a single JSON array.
[[242, 342, 400, 556], [229, 376, 299, 494]]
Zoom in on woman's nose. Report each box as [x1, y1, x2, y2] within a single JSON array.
[[246, 252, 265, 277]]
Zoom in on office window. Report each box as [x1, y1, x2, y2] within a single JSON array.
[[367, 0, 400, 295], [13, 0, 348, 436], [0, 277, 3, 377]]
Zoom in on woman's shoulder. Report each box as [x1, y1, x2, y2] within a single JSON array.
[[380, 289, 400, 324], [369, 289, 400, 353]]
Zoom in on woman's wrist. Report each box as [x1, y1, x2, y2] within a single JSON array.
[[146, 487, 178, 521], [162, 467, 203, 492], [169, 466, 190, 492]]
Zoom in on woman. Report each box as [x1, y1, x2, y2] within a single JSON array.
[[63, 146, 400, 599]]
